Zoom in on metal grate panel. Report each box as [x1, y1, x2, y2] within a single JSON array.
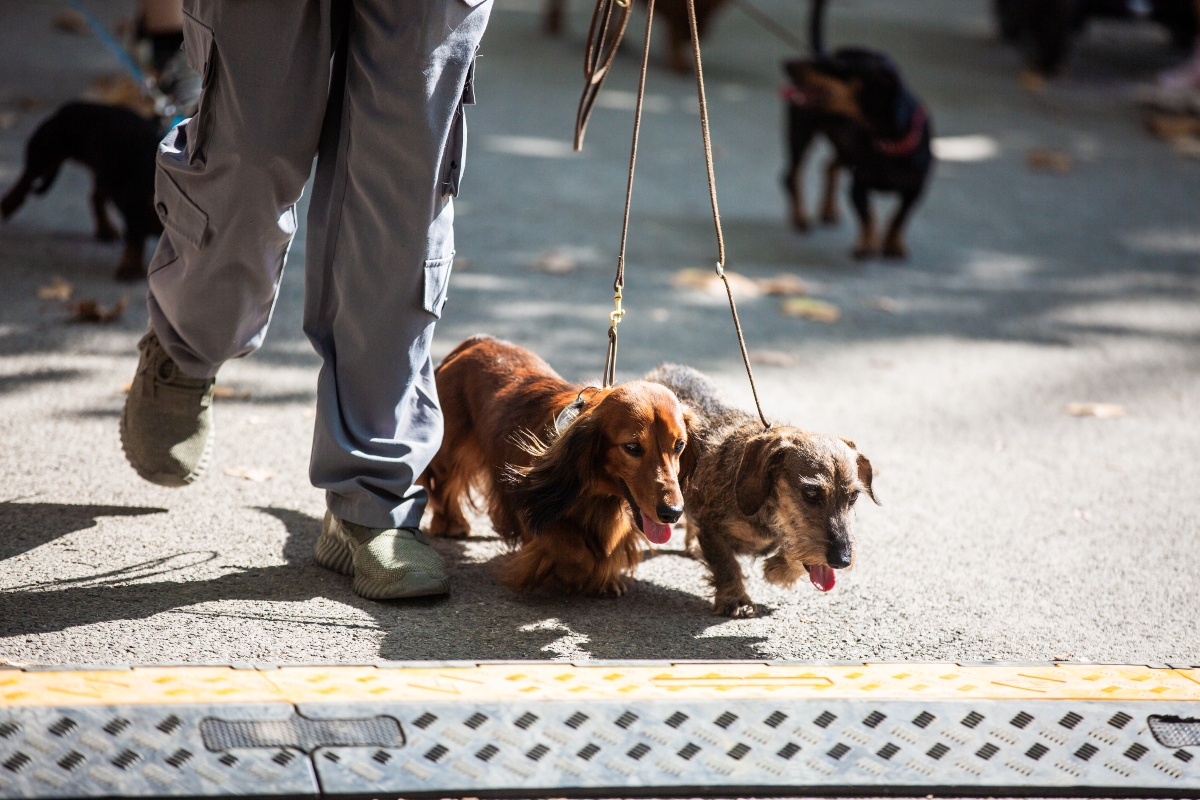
[[0, 662, 1198, 797]]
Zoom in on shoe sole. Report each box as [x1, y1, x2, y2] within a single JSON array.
[[314, 525, 355, 576], [351, 572, 451, 600], [119, 404, 214, 488]]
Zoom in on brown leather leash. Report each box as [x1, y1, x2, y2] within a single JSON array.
[[575, 0, 771, 429]]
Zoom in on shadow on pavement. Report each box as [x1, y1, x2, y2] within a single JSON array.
[[0, 507, 767, 661], [0, 501, 167, 561]]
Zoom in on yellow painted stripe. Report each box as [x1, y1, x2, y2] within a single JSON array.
[[0, 664, 1196, 707]]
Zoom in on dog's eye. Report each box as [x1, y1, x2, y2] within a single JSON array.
[[623, 442, 644, 456], [801, 487, 822, 504], [673, 439, 686, 454], [848, 490, 860, 505]]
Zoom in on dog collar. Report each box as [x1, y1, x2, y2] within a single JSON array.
[[554, 386, 600, 434], [874, 104, 927, 157]]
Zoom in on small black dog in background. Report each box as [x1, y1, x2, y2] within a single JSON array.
[[1, 101, 162, 281], [782, 48, 933, 260]]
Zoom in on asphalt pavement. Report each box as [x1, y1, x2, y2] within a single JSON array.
[[0, 0, 1197, 666]]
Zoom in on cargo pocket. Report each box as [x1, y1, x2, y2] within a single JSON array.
[[440, 57, 477, 198], [155, 166, 210, 253], [423, 256, 454, 318], [181, 11, 216, 165]]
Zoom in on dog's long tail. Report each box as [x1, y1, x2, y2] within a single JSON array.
[[809, 0, 827, 57]]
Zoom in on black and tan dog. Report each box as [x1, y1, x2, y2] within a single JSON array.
[[1, 102, 163, 281], [648, 364, 876, 617], [782, 48, 933, 259]]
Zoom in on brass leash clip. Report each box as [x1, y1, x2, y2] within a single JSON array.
[[610, 285, 625, 328]]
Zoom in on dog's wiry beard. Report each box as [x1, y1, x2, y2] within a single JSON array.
[[761, 480, 838, 587]]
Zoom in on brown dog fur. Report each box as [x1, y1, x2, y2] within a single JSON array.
[[648, 364, 876, 617], [421, 335, 691, 596]]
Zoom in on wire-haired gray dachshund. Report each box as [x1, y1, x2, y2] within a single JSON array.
[[648, 364, 877, 617]]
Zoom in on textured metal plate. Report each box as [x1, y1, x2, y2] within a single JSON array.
[[1, 662, 1198, 798], [0, 703, 316, 798]]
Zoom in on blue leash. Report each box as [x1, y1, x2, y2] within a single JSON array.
[[67, 0, 184, 129]]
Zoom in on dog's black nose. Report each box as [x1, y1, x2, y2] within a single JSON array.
[[656, 502, 684, 524], [826, 542, 852, 569]]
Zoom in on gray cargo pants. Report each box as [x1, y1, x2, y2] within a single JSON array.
[[147, 0, 490, 528]]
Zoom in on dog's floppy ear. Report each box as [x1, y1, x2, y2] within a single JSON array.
[[678, 407, 699, 489], [856, 452, 878, 505], [735, 432, 787, 517], [509, 411, 604, 534], [841, 437, 879, 505]]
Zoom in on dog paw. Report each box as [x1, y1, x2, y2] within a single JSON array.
[[820, 210, 841, 226], [594, 580, 628, 597], [713, 595, 756, 618], [790, 215, 812, 233], [851, 245, 878, 261]]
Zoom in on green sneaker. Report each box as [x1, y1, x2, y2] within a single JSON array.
[[119, 329, 215, 487], [314, 511, 450, 600]]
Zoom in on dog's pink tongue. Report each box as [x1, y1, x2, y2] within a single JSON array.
[[641, 513, 673, 544], [807, 564, 836, 592]]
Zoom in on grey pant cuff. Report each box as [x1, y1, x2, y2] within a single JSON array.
[[326, 490, 426, 531]]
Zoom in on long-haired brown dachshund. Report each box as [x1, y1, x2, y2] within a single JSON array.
[[420, 335, 692, 595]]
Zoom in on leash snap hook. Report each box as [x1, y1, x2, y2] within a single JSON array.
[[609, 285, 626, 327]]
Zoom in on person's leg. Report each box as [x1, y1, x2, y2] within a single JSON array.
[[304, 0, 491, 532], [122, 0, 336, 485]]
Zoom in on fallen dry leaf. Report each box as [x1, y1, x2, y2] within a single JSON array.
[[53, 9, 88, 34], [781, 297, 840, 323], [223, 466, 275, 482], [1027, 149, 1073, 174], [748, 350, 797, 367], [70, 297, 126, 323], [0, 112, 16, 131], [37, 277, 73, 301], [15, 97, 44, 113], [1018, 69, 1047, 94], [863, 295, 899, 313], [121, 382, 132, 393], [672, 268, 762, 299], [212, 385, 252, 400], [757, 274, 807, 296], [1145, 112, 1200, 140], [1064, 402, 1126, 419], [85, 75, 156, 119], [532, 249, 575, 275]]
